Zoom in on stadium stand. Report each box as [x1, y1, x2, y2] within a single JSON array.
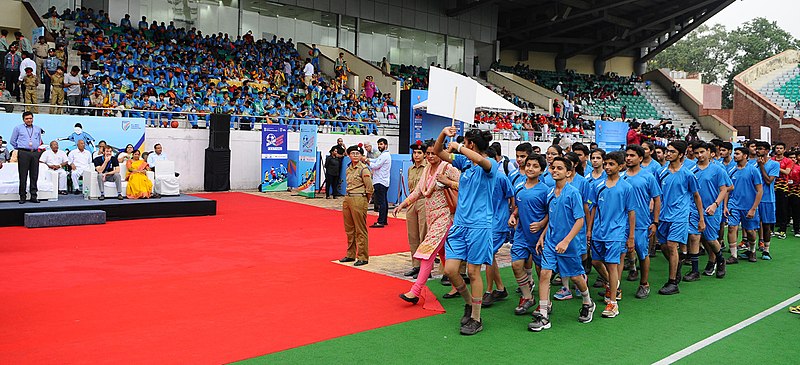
[[759, 66, 800, 119]]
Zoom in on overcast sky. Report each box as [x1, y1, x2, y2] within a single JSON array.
[[708, 0, 800, 38]]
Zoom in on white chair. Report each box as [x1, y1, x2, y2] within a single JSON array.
[[0, 163, 59, 201], [152, 160, 180, 196], [84, 169, 155, 199]]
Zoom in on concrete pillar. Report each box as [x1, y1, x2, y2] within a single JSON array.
[[555, 57, 566, 73], [634, 59, 647, 76], [593, 57, 606, 75]]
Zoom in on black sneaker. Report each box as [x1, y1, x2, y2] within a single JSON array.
[[747, 251, 757, 263], [551, 274, 562, 286], [461, 304, 472, 325], [658, 282, 680, 295], [460, 318, 483, 335], [441, 276, 451, 286], [491, 288, 509, 301], [461, 274, 471, 284], [98, 195, 105, 201], [682, 271, 700, 282], [623, 258, 633, 271], [626, 270, 639, 282], [725, 256, 739, 264], [592, 277, 606, 288], [702, 262, 716, 276], [635, 284, 650, 299], [578, 302, 596, 323], [716, 259, 726, 278], [481, 291, 495, 307]]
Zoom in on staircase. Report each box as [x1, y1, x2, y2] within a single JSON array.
[[634, 82, 717, 141]]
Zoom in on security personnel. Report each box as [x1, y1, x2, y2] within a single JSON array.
[[43, 48, 61, 103], [22, 66, 38, 113], [339, 145, 374, 266], [49, 66, 65, 114], [32, 36, 48, 81]]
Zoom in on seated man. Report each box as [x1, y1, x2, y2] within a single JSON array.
[[39, 140, 69, 195], [68, 139, 93, 194], [93, 146, 123, 200], [146, 143, 179, 177]]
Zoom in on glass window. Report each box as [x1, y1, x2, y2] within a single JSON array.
[[339, 15, 357, 53], [447, 36, 464, 73]]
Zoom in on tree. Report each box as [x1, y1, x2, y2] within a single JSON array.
[[649, 24, 730, 85]]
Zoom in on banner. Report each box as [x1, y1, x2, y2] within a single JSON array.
[[408, 89, 463, 147], [0, 113, 146, 154], [297, 124, 318, 197], [594, 120, 628, 151], [260, 125, 288, 192]]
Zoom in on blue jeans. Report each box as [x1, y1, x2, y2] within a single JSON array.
[[373, 183, 388, 225]]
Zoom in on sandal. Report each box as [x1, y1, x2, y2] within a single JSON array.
[[790, 305, 800, 314]]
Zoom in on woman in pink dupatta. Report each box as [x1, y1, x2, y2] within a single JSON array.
[[393, 143, 460, 304]]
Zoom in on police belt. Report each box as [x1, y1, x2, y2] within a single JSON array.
[[346, 192, 367, 197]]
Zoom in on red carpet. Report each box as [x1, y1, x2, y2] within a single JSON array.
[[0, 193, 440, 364]]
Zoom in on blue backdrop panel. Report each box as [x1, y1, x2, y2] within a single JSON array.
[[595, 120, 628, 151], [408, 89, 463, 146]]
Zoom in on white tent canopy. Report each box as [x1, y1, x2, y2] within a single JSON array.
[[413, 67, 522, 124]]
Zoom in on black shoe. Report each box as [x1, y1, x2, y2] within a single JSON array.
[[626, 270, 639, 282], [443, 292, 460, 299], [353, 260, 368, 266], [702, 262, 716, 276], [399, 293, 419, 305], [725, 256, 739, 264], [481, 291, 495, 307], [59, 190, 68, 195], [461, 304, 472, 325], [98, 195, 105, 201], [18, 199, 25, 204], [369, 223, 385, 228], [747, 251, 757, 263], [491, 288, 509, 301], [117, 195, 124, 200], [441, 276, 451, 286], [658, 282, 680, 295], [339, 257, 355, 263], [461, 274, 471, 284], [29, 197, 40, 203], [73, 190, 82, 195], [404, 267, 420, 277], [682, 271, 700, 282], [592, 277, 606, 288], [716, 259, 727, 278], [460, 318, 483, 335]]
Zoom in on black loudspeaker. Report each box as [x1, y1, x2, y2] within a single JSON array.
[[204, 148, 231, 191], [209, 114, 231, 150], [399, 89, 411, 154]]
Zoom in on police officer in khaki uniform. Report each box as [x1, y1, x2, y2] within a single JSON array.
[[339, 145, 374, 266], [49, 66, 65, 114], [22, 67, 38, 113], [32, 36, 48, 81], [402, 142, 428, 277]]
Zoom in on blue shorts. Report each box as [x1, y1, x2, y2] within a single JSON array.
[[632, 228, 649, 259], [446, 225, 494, 265], [657, 221, 688, 245], [590, 240, 625, 264], [510, 230, 542, 262], [541, 244, 585, 277], [727, 209, 760, 231], [492, 231, 508, 254], [689, 212, 723, 241], [759, 202, 776, 224]]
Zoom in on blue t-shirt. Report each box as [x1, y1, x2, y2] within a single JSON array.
[[585, 170, 607, 186], [544, 184, 585, 257], [689, 163, 731, 219], [683, 158, 697, 170], [658, 165, 699, 223], [514, 181, 550, 244], [492, 169, 514, 233], [623, 169, 662, 229], [569, 174, 590, 245], [641, 159, 663, 177], [728, 164, 763, 210], [589, 178, 635, 242], [540, 169, 555, 187], [508, 168, 526, 191], [452, 154, 497, 228], [758, 159, 780, 203]]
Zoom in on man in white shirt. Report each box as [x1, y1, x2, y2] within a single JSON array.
[[18, 52, 35, 82], [364, 138, 391, 228], [68, 139, 93, 194], [39, 140, 69, 194], [147, 143, 168, 169], [303, 58, 314, 86]]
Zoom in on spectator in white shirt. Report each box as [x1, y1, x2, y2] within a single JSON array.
[[67, 139, 93, 194], [147, 143, 179, 177], [39, 140, 69, 194], [303, 58, 314, 86], [364, 138, 391, 227], [18, 52, 35, 82]]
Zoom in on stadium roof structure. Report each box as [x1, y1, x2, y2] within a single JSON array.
[[449, 0, 736, 63]]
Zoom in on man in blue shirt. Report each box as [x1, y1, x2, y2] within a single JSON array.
[[656, 140, 704, 295], [10, 111, 43, 203], [754, 141, 778, 260], [623, 145, 662, 299], [685, 142, 731, 281], [587, 151, 635, 318], [725, 147, 763, 264]]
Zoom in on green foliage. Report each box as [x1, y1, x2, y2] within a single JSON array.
[[649, 17, 800, 108]]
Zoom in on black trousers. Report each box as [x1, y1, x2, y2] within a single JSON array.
[[373, 183, 388, 225], [17, 149, 40, 199], [776, 189, 789, 232], [325, 174, 340, 197], [790, 195, 800, 233], [4, 70, 19, 100]]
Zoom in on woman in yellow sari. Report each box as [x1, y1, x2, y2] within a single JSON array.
[[125, 150, 153, 199]]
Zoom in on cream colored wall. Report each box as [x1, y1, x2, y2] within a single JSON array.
[[499, 50, 636, 75], [0, 0, 23, 30], [674, 77, 704, 104]]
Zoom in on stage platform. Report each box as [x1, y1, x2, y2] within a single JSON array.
[[0, 194, 216, 227]]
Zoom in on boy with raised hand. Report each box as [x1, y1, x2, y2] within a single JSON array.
[[685, 142, 731, 281], [656, 140, 705, 295], [755, 141, 778, 260], [508, 154, 549, 315], [623, 145, 662, 299], [482, 148, 514, 307], [529, 157, 595, 332], [586, 151, 635, 317], [725, 147, 763, 264]]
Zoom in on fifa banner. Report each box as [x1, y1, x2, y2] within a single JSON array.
[[0, 113, 146, 153], [260, 125, 288, 192], [297, 124, 318, 197], [594, 120, 629, 151]]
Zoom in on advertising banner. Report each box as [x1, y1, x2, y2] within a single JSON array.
[[594, 120, 629, 151], [408, 89, 463, 146], [260, 125, 288, 192], [297, 124, 318, 197]]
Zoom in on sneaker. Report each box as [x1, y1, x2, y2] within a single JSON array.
[[515, 297, 535, 315], [616, 288, 622, 301], [626, 270, 639, 282], [491, 289, 509, 301], [725, 256, 739, 265], [601, 303, 619, 318], [460, 318, 483, 335], [790, 305, 800, 315], [461, 304, 472, 325], [554, 287, 573, 301], [758, 241, 765, 251], [747, 251, 757, 263], [592, 277, 606, 288], [702, 262, 716, 276], [481, 291, 495, 307], [794, 233, 800, 238], [623, 258, 633, 271], [441, 276, 451, 286], [598, 285, 610, 301], [716, 259, 727, 278], [578, 302, 596, 323], [762, 251, 772, 261], [777, 232, 786, 239], [528, 313, 551, 332], [682, 271, 701, 282], [635, 284, 650, 299], [658, 282, 680, 295]]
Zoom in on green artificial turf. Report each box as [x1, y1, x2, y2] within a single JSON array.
[[240, 237, 800, 365]]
